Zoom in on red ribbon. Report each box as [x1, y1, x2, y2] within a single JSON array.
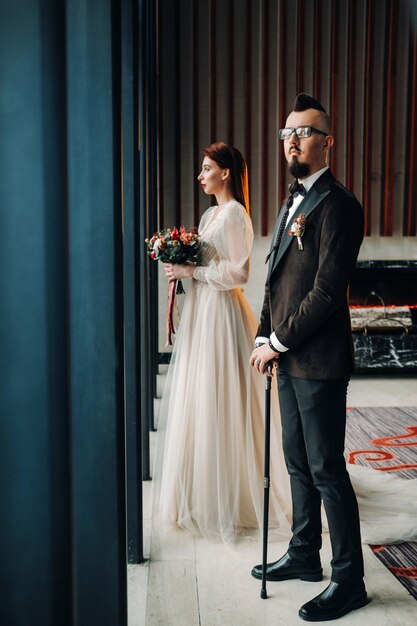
[[166, 279, 177, 345]]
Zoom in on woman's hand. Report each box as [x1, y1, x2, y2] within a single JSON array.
[[164, 263, 195, 282]]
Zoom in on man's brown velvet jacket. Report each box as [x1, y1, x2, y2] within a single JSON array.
[[257, 169, 364, 380]]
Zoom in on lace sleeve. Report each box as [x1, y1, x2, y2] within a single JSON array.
[[193, 202, 254, 290], [193, 265, 209, 282]]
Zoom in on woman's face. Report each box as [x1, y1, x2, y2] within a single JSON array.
[[197, 157, 228, 196]]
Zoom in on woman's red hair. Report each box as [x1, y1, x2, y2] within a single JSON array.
[[202, 141, 250, 215]]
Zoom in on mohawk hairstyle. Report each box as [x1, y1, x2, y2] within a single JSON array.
[[293, 93, 326, 113]]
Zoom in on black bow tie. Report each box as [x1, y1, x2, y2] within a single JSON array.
[[289, 181, 306, 197]]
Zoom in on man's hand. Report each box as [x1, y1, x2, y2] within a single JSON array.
[[249, 343, 279, 376]]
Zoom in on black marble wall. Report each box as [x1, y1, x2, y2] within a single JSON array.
[[350, 261, 417, 373]]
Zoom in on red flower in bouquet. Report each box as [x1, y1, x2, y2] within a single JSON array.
[[145, 225, 201, 344], [171, 226, 180, 240]]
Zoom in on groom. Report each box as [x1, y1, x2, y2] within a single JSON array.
[[250, 93, 366, 622]]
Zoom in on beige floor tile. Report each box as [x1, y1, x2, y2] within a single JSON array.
[[363, 580, 417, 626], [128, 563, 149, 626], [145, 560, 199, 626], [143, 479, 153, 521], [196, 539, 317, 626], [193, 531, 417, 626], [142, 517, 152, 561], [150, 517, 196, 561], [348, 376, 417, 407]]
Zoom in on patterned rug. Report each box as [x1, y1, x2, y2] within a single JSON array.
[[345, 406, 417, 600]]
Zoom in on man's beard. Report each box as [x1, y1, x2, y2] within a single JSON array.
[[289, 157, 310, 179]]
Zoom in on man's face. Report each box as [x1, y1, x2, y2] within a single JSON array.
[[283, 109, 333, 179]]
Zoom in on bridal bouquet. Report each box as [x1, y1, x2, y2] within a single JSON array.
[[146, 226, 200, 265], [146, 226, 201, 344]]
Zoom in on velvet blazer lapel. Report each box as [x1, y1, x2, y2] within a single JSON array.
[[268, 169, 334, 279]]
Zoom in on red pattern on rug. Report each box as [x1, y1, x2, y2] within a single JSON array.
[[345, 407, 417, 600], [388, 567, 417, 579], [372, 425, 417, 447]]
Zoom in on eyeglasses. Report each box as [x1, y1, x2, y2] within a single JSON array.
[[279, 126, 328, 140]]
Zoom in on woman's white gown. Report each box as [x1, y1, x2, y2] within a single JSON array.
[[155, 200, 417, 545]]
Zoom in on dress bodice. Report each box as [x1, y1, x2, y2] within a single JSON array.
[[193, 201, 254, 291]]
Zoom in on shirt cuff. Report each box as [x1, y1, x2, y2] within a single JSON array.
[[269, 332, 289, 352], [254, 336, 269, 347]]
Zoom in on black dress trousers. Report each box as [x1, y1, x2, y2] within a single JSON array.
[[277, 368, 364, 583]]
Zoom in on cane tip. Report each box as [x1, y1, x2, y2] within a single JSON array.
[[260, 589, 267, 599]]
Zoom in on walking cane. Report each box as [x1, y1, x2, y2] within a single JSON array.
[[260, 364, 272, 599]]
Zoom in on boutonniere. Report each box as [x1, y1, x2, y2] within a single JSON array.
[[288, 213, 306, 250]]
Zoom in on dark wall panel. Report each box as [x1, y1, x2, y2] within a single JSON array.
[[404, 30, 417, 236], [0, 2, 71, 624], [157, 0, 417, 238]]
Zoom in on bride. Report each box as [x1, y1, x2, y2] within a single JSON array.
[[156, 141, 290, 543], [155, 141, 417, 546]]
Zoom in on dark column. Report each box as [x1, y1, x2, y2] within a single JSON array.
[[147, 0, 159, 413], [66, 1, 127, 623], [122, 0, 145, 563], [138, 0, 154, 480]]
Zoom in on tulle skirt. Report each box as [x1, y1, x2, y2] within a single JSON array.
[[155, 279, 291, 543], [347, 463, 417, 545]]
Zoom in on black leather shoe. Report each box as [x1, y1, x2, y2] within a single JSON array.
[[251, 552, 323, 582], [298, 580, 368, 621]]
